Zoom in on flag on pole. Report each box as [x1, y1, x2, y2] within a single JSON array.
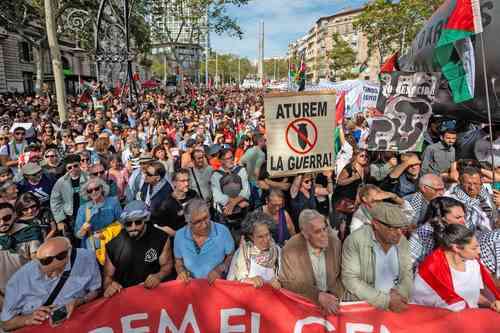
[[297, 55, 306, 92], [434, 0, 483, 103], [380, 52, 400, 74], [334, 91, 346, 155]]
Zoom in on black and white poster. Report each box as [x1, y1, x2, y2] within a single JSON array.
[[367, 72, 441, 152]]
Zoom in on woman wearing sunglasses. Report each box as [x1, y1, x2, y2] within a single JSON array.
[[74, 178, 122, 264], [15, 192, 57, 240]]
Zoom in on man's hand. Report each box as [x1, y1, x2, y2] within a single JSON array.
[[403, 154, 421, 167], [144, 274, 161, 289], [238, 200, 250, 208], [491, 300, 500, 313], [372, 191, 396, 202], [389, 289, 408, 313], [270, 278, 281, 289], [65, 299, 79, 319], [318, 292, 339, 316], [79, 222, 91, 235], [223, 202, 235, 216], [242, 276, 264, 288], [104, 281, 123, 298], [177, 270, 191, 284], [25, 306, 51, 326], [207, 269, 222, 285]]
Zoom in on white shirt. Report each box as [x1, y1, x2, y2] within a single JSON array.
[[373, 242, 399, 293], [412, 260, 484, 312]]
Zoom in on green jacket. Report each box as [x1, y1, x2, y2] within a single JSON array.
[[50, 172, 89, 223], [341, 225, 413, 309]]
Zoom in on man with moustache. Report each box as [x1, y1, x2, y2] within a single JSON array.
[[342, 202, 413, 312], [103, 201, 174, 297]]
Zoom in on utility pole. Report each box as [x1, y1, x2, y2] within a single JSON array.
[[238, 57, 241, 85], [205, 8, 209, 87], [164, 52, 168, 85], [215, 52, 218, 88], [273, 57, 276, 81], [44, 0, 67, 122]]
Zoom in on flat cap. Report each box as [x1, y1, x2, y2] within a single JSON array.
[[368, 202, 409, 228]]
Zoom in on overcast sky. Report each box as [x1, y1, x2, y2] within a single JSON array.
[[211, 0, 367, 60]]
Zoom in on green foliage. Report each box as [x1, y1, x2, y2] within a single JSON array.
[[197, 51, 255, 83], [263, 58, 289, 81], [354, 0, 442, 64], [328, 32, 357, 81]]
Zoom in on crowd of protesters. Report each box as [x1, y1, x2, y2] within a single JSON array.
[[1, 83, 500, 331]]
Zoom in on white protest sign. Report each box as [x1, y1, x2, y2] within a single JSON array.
[[264, 91, 336, 177]]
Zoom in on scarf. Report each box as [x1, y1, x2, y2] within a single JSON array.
[[418, 248, 500, 306], [406, 192, 429, 225], [451, 185, 491, 213], [241, 241, 280, 273], [0, 224, 43, 254]]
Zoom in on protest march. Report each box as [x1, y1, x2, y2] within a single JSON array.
[[1, 0, 500, 332]]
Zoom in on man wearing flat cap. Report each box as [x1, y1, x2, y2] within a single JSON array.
[[342, 202, 413, 313], [18, 163, 56, 209]]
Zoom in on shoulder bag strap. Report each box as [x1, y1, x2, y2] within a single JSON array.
[[43, 248, 77, 306], [190, 167, 204, 200]]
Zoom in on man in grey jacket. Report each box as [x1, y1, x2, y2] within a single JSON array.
[[342, 202, 413, 312], [50, 154, 89, 234]]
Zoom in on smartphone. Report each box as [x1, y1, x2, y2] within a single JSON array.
[[50, 306, 68, 326]]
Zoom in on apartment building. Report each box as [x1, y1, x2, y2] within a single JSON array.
[[288, 7, 379, 83]]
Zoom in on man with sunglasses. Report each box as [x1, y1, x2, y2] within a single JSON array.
[[0, 126, 27, 173], [41, 148, 64, 178], [103, 201, 173, 298], [1, 237, 101, 331], [50, 155, 89, 237], [0, 202, 42, 310], [342, 202, 413, 313], [18, 163, 56, 210]]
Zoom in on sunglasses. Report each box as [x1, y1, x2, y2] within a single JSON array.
[[124, 220, 145, 228], [22, 204, 38, 212], [87, 187, 101, 194], [66, 164, 80, 170], [81, 158, 89, 163], [0, 214, 12, 222], [91, 171, 105, 176], [0, 137, 7, 140], [45, 154, 57, 158], [303, 179, 312, 184], [38, 249, 69, 266], [146, 172, 157, 177]]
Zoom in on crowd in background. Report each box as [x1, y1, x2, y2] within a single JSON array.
[[0, 84, 500, 331]]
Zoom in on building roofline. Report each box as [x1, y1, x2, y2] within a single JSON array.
[[316, 6, 364, 24]]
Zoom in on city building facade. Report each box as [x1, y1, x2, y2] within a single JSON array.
[[288, 7, 380, 83]]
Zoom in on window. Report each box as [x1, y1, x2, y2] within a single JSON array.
[[19, 41, 34, 63]]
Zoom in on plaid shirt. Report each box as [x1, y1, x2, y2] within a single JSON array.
[[409, 206, 488, 270]]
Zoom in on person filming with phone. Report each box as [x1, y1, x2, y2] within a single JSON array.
[[0, 237, 101, 331]]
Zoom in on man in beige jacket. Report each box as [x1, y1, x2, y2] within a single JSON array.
[[279, 209, 343, 315], [342, 202, 413, 312]]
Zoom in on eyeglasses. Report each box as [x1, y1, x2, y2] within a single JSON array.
[[303, 179, 312, 184], [45, 154, 57, 158], [22, 204, 38, 212], [81, 158, 89, 163], [424, 184, 445, 192], [0, 214, 12, 222], [66, 164, 80, 170], [91, 171, 105, 176], [87, 186, 101, 194], [124, 220, 145, 228], [38, 249, 69, 266]]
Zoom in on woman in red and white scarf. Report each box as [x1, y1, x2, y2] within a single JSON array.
[[412, 223, 500, 312]]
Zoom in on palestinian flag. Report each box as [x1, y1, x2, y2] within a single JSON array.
[[434, 0, 483, 103], [334, 91, 346, 155]]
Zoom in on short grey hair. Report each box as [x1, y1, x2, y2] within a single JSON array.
[[419, 173, 443, 190], [299, 209, 325, 231], [241, 210, 276, 238], [184, 198, 210, 224], [80, 177, 110, 201]]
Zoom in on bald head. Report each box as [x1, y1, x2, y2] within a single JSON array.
[[419, 174, 445, 201], [37, 237, 71, 259]]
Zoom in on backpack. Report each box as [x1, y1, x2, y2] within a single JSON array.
[[216, 166, 243, 198]]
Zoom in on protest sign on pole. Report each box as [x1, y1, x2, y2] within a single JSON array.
[[264, 91, 335, 177], [367, 72, 440, 152]]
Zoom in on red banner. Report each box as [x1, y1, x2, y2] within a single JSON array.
[[21, 280, 500, 333]]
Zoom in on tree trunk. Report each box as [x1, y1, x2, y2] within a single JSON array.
[[33, 46, 45, 94], [44, 0, 67, 122]]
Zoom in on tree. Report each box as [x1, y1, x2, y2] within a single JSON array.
[[0, 0, 151, 94], [328, 32, 357, 81], [263, 58, 289, 81], [194, 51, 255, 84], [354, 0, 442, 65]]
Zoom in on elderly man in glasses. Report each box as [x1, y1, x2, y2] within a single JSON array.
[[103, 201, 173, 298], [342, 202, 413, 313], [1, 237, 101, 331]]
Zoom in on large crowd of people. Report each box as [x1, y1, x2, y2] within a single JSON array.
[[0, 84, 500, 331]]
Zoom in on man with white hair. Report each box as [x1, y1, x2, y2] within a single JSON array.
[[403, 173, 445, 226], [279, 209, 343, 316]]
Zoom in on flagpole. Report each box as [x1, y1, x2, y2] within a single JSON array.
[[479, 32, 496, 185]]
